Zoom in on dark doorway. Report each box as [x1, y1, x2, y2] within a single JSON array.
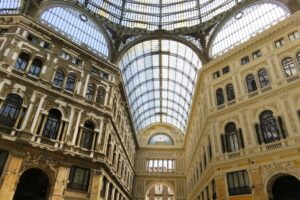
[[13, 168, 49, 200], [272, 175, 300, 200]]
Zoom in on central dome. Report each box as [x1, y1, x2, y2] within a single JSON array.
[[77, 0, 241, 31]]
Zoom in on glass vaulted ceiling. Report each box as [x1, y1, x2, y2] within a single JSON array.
[[118, 40, 202, 132], [77, 0, 242, 31]]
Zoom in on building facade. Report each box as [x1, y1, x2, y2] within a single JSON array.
[[0, 1, 300, 200]]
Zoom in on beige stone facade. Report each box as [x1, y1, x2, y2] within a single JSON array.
[[0, 1, 300, 200]]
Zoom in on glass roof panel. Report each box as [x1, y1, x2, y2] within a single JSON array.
[[210, 2, 290, 57], [0, 0, 23, 14], [119, 39, 202, 133], [39, 6, 109, 58], [78, 0, 240, 31]]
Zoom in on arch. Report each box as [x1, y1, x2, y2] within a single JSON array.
[[38, 5, 110, 59], [0, 0, 23, 14], [118, 39, 202, 132], [96, 86, 106, 105], [52, 69, 65, 88], [296, 51, 300, 65], [145, 181, 176, 200], [282, 57, 297, 77], [42, 108, 62, 140], [258, 68, 270, 88], [148, 133, 174, 145], [216, 88, 224, 106], [259, 110, 280, 143], [0, 94, 23, 127], [266, 173, 300, 200], [13, 168, 50, 200], [85, 82, 95, 101], [209, 1, 290, 57], [14, 52, 30, 71], [225, 83, 235, 101], [29, 58, 43, 77], [246, 74, 257, 92], [79, 120, 95, 149], [65, 73, 76, 92]]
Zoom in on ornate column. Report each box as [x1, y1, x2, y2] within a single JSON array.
[[0, 155, 23, 200], [20, 92, 36, 131], [72, 110, 82, 145], [30, 95, 45, 133]]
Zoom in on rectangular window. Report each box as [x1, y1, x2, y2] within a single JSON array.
[[241, 56, 250, 65], [147, 159, 175, 173], [27, 34, 39, 44], [274, 38, 285, 48], [0, 150, 8, 176], [252, 50, 262, 60], [213, 71, 220, 79], [67, 166, 90, 191], [288, 31, 300, 41], [61, 51, 70, 60], [227, 170, 251, 196], [91, 67, 99, 76], [222, 66, 230, 74], [72, 57, 82, 66], [39, 41, 51, 49]]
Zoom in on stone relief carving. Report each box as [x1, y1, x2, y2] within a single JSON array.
[[21, 152, 58, 176]]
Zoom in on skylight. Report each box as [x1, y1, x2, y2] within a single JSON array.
[[0, 0, 22, 14], [118, 39, 202, 132], [77, 0, 241, 31], [210, 2, 290, 57], [39, 6, 109, 58]]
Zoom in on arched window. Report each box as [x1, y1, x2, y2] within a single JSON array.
[[65, 73, 76, 92], [53, 69, 65, 88], [39, 6, 109, 58], [148, 133, 174, 145], [96, 87, 106, 105], [14, 52, 29, 71], [0, 0, 23, 14], [246, 74, 257, 92], [216, 88, 224, 106], [259, 110, 280, 143], [282, 57, 297, 77], [28, 58, 42, 77], [297, 52, 300, 65], [80, 121, 95, 149], [106, 135, 112, 157], [0, 94, 22, 127], [86, 83, 95, 101], [100, 176, 107, 198], [210, 2, 290, 57], [226, 84, 235, 101], [224, 123, 240, 152], [42, 109, 62, 139], [258, 69, 270, 88]]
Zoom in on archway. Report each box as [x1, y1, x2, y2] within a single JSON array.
[[269, 175, 300, 200], [145, 183, 175, 200], [13, 168, 50, 200]]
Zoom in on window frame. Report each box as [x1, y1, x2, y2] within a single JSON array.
[[227, 170, 251, 196], [67, 166, 90, 192]]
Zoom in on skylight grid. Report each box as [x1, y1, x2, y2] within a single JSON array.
[[210, 2, 290, 57], [40, 6, 109, 58], [78, 0, 239, 30], [0, 0, 22, 14], [118, 39, 201, 133]]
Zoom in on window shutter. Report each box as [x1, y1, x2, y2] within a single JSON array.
[[255, 123, 262, 145], [238, 128, 245, 149], [278, 116, 287, 139], [221, 134, 226, 153]]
